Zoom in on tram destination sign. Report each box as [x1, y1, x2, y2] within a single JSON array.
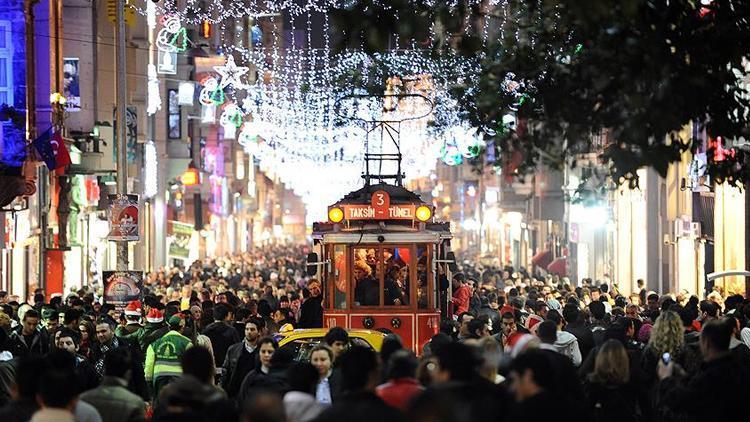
[[343, 204, 416, 220]]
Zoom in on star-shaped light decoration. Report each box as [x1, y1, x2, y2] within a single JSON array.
[[214, 55, 248, 90]]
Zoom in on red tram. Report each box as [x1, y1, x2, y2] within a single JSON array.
[[307, 182, 454, 354]]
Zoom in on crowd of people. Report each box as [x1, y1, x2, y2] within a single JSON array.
[[0, 244, 748, 422]]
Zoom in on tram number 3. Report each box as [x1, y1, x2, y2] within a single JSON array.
[[371, 190, 390, 219]]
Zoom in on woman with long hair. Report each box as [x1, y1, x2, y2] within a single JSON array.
[[641, 310, 686, 386], [584, 340, 641, 422], [78, 320, 96, 360]]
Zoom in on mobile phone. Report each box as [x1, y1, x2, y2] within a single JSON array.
[[662, 352, 671, 365]]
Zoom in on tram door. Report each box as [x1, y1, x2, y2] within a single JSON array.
[[323, 242, 439, 352]]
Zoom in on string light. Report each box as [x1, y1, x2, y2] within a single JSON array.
[[134, 0, 504, 221], [144, 140, 158, 198], [147, 64, 161, 115]]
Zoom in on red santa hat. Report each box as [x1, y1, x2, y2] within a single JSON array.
[[124, 300, 142, 316], [145, 308, 164, 323], [525, 314, 544, 333]]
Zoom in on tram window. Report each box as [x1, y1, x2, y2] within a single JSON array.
[[417, 246, 428, 309], [333, 246, 347, 309], [384, 247, 409, 306], [353, 247, 379, 306]]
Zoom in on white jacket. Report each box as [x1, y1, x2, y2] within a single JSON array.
[[554, 330, 582, 366]]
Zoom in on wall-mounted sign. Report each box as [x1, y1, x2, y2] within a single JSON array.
[[158, 51, 178, 74], [107, 194, 139, 241], [102, 271, 143, 313], [63, 58, 81, 111]]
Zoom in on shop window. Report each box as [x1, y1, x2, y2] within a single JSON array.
[[0, 22, 13, 106], [167, 89, 181, 139]]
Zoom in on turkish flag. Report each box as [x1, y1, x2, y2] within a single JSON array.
[[51, 131, 72, 174]]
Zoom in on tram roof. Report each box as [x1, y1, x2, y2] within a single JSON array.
[[333, 183, 427, 206]]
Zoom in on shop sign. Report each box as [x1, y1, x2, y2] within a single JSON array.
[[102, 271, 143, 313], [62, 58, 81, 111], [569, 223, 579, 243], [107, 194, 139, 241], [45, 250, 64, 298], [168, 221, 194, 259], [343, 204, 416, 221]]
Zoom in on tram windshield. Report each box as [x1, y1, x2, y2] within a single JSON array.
[[326, 243, 434, 310]]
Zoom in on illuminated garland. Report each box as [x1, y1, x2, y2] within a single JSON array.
[[134, 0, 497, 221]]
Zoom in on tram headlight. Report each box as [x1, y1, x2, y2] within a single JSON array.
[[328, 207, 344, 223], [416, 205, 432, 222]]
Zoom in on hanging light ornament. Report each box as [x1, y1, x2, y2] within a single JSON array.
[[133, 0, 518, 221]]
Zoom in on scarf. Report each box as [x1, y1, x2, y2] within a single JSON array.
[[94, 337, 119, 376]]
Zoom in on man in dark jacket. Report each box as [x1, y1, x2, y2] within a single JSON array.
[[298, 280, 323, 328], [221, 317, 263, 397], [55, 327, 100, 391], [203, 303, 240, 368], [563, 304, 594, 361], [91, 319, 149, 401], [7, 309, 48, 358], [657, 319, 750, 422], [508, 349, 574, 422]]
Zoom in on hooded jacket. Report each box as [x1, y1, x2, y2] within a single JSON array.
[[554, 330, 582, 366]]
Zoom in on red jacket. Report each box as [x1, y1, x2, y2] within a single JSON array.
[[451, 285, 471, 316], [376, 378, 424, 411]]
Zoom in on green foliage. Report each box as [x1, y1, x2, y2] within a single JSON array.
[[332, 0, 750, 186]]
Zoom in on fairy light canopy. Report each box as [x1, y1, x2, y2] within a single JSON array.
[[134, 0, 508, 222]]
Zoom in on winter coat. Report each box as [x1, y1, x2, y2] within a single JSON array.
[[237, 366, 288, 406], [203, 321, 240, 367], [80, 376, 146, 422], [565, 322, 595, 361], [583, 379, 641, 422], [221, 340, 258, 397], [375, 378, 424, 411], [554, 330, 582, 366], [145, 331, 192, 386], [298, 295, 323, 329], [138, 322, 169, 354], [6, 328, 48, 358], [91, 337, 150, 401], [657, 354, 750, 422]]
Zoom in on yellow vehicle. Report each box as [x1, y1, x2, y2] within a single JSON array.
[[274, 328, 386, 361]]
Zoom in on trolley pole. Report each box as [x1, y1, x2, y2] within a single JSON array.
[[115, 0, 129, 270]]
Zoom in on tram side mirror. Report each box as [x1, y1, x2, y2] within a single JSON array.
[[306, 253, 319, 276], [446, 252, 458, 272]]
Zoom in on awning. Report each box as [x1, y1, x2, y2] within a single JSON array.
[[547, 257, 567, 276], [531, 250, 552, 268]]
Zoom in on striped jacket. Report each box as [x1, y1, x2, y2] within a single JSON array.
[[144, 331, 192, 384]]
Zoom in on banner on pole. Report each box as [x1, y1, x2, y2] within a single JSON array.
[[107, 194, 139, 241], [168, 221, 193, 259], [102, 270, 143, 313]]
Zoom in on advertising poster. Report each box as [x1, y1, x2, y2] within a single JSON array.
[[63, 58, 81, 111], [168, 221, 193, 259], [107, 194, 139, 241], [103, 271, 143, 313]]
